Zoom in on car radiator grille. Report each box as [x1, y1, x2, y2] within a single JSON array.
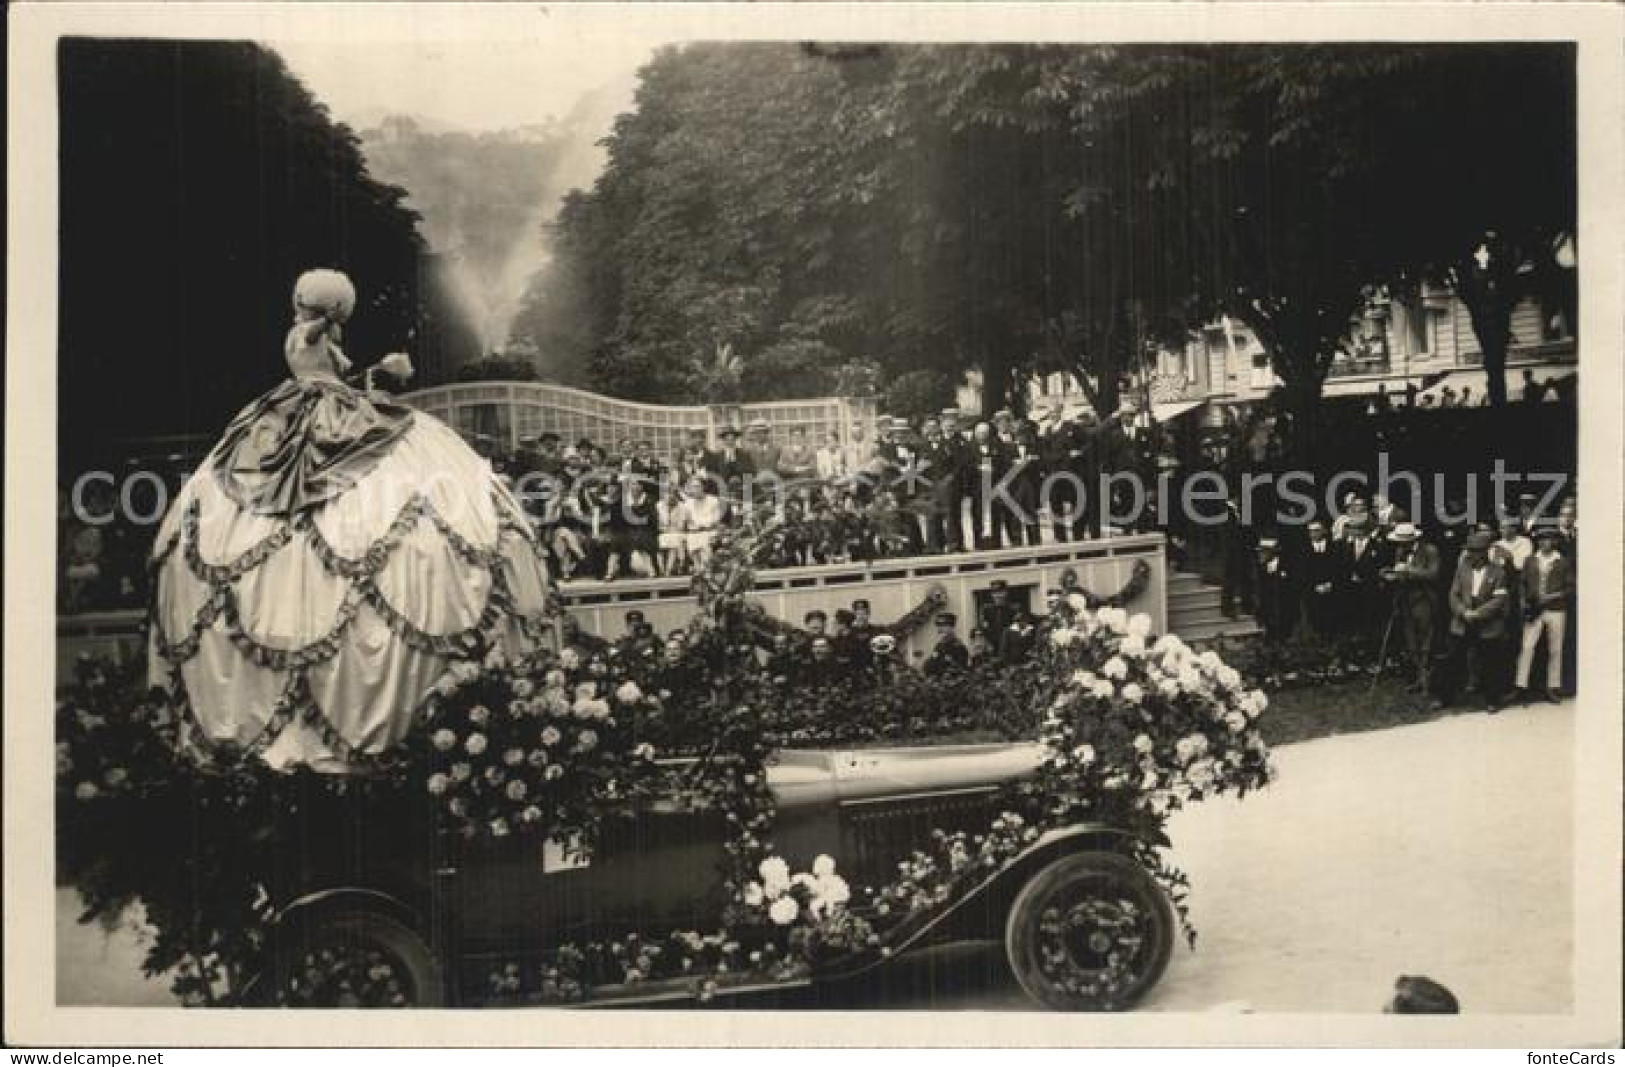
[[839, 786, 1003, 883]]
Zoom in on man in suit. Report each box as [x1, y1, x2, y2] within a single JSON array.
[[1340, 515, 1388, 653], [1298, 519, 1343, 639], [1254, 537, 1296, 647], [1380, 522, 1441, 695], [847, 598, 878, 670], [965, 422, 1009, 549], [919, 417, 965, 553], [1219, 497, 1256, 620], [922, 612, 970, 677], [1512, 525, 1573, 704], [1442, 531, 1512, 712], [744, 417, 781, 477], [711, 427, 755, 483]]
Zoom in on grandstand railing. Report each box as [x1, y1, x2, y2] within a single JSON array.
[[400, 380, 880, 458]]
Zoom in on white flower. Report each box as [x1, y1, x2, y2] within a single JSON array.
[[1153, 633, 1186, 657], [1216, 665, 1242, 690], [1098, 606, 1129, 634], [559, 648, 581, 670], [483, 646, 508, 671], [540, 726, 561, 747], [451, 660, 482, 684], [432, 673, 459, 697], [426, 772, 451, 795], [1118, 634, 1147, 658], [759, 856, 791, 896], [742, 881, 765, 906], [768, 897, 799, 926], [505, 780, 528, 801], [1050, 628, 1079, 648], [815, 873, 850, 908], [449, 762, 472, 782], [1071, 670, 1098, 689], [1071, 744, 1096, 765], [1101, 656, 1129, 680], [432, 728, 458, 752], [1198, 649, 1223, 672], [1120, 682, 1145, 705], [1066, 593, 1092, 616], [574, 682, 597, 701], [1127, 613, 1153, 638], [1224, 710, 1248, 734], [1245, 689, 1270, 718], [1174, 733, 1210, 763], [511, 678, 535, 699], [1157, 678, 1181, 700], [576, 729, 598, 752], [468, 705, 490, 726], [503, 747, 525, 766], [615, 681, 643, 704], [464, 733, 488, 756], [544, 763, 564, 780], [633, 742, 656, 761], [1090, 679, 1115, 701], [1177, 666, 1203, 692], [543, 669, 566, 691], [1132, 733, 1154, 755], [74, 781, 100, 801], [812, 855, 837, 878]]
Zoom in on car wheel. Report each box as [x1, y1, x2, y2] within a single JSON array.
[[1004, 850, 1175, 1011], [270, 907, 443, 1008]]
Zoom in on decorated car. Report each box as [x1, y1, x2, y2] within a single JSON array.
[[56, 516, 1273, 1011]]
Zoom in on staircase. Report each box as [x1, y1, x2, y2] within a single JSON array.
[[1166, 569, 1261, 645]]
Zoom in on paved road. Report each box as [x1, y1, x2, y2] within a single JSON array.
[[59, 702, 1574, 1013]]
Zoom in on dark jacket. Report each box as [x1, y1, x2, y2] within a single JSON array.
[[1448, 558, 1512, 639]]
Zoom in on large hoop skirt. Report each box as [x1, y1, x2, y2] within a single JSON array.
[[148, 379, 554, 772]]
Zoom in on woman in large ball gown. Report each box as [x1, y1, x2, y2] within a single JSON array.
[[148, 270, 553, 771]]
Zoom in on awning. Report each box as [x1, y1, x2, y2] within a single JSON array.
[[1151, 399, 1207, 422]]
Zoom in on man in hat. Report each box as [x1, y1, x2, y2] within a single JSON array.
[[979, 580, 1020, 659], [1380, 522, 1441, 694], [1254, 537, 1296, 647], [848, 598, 878, 653], [1493, 513, 1534, 574], [1297, 519, 1344, 639], [922, 612, 970, 677], [1511, 524, 1572, 704], [712, 426, 754, 483], [830, 609, 860, 670], [1339, 514, 1388, 653], [679, 429, 718, 482], [744, 417, 781, 475], [1002, 610, 1038, 665], [1442, 531, 1511, 712]]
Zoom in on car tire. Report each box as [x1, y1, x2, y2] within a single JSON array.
[[268, 906, 443, 1008], [1004, 850, 1175, 1011]]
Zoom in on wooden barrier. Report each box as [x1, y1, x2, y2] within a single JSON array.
[[561, 533, 1168, 663], [55, 533, 1168, 679]]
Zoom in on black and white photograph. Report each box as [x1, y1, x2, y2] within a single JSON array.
[[6, 1, 1622, 1051]]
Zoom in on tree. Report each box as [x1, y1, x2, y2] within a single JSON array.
[[58, 39, 424, 457]]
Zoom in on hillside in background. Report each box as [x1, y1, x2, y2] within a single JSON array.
[[356, 69, 636, 383]]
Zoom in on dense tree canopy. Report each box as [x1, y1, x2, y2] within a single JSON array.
[[527, 42, 1574, 433], [58, 39, 425, 458]]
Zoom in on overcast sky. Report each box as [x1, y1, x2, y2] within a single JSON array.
[[272, 33, 679, 132]]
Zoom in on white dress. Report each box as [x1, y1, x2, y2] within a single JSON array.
[[147, 328, 553, 771]]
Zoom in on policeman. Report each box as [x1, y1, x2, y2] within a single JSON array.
[[847, 599, 878, 669], [922, 612, 969, 677], [979, 579, 1020, 659]]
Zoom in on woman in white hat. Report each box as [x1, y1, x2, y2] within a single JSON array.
[[147, 269, 553, 771]]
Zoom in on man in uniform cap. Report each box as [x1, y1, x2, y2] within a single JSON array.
[[1254, 536, 1296, 647], [979, 580, 1020, 660], [1442, 531, 1511, 712], [1511, 524, 1572, 705], [1380, 522, 1441, 694]]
